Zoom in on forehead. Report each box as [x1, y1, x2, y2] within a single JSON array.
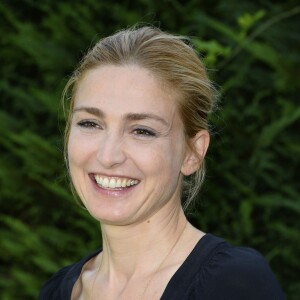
[[74, 65, 181, 120]]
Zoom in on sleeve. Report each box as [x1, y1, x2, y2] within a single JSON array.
[[38, 265, 73, 300], [196, 246, 286, 300], [38, 249, 100, 300]]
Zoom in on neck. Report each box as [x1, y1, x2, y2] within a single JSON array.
[[99, 201, 188, 280]]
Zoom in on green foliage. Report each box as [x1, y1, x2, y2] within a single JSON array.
[[1, 0, 299, 299]]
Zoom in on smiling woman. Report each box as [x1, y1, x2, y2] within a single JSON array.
[[67, 64, 195, 226], [39, 25, 285, 300]]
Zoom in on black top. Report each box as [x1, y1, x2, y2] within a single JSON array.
[[39, 234, 286, 299]]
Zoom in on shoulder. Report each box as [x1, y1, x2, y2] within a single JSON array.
[[38, 264, 75, 300], [38, 249, 100, 300], [192, 235, 286, 299]]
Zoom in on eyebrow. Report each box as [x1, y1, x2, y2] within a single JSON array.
[[73, 106, 169, 126], [73, 107, 104, 118], [126, 113, 169, 126]]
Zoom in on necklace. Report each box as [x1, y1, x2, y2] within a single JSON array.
[[141, 221, 188, 299], [90, 221, 188, 300], [90, 253, 103, 300]]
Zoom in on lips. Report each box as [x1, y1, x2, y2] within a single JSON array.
[[94, 174, 139, 189]]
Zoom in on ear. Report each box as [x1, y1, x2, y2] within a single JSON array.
[[181, 130, 210, 176]]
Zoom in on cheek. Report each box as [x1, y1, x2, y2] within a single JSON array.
[[137, 140, 184, 180], [169, 132, 187, 170], [67, 130, 94, 169], [67, 132, 80, 167]]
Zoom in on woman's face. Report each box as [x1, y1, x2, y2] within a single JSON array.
[[68, 65, 193, 225]]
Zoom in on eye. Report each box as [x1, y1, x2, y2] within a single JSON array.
[[132, 128, 156, 137], [77, 120, 101, 129]]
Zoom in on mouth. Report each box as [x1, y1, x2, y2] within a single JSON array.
[[93, 174, 139, 190]]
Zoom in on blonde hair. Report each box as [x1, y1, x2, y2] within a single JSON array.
[[63, 25, 215, 209]]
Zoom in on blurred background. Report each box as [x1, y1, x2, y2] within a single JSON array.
[[0, 0, 299, 299]]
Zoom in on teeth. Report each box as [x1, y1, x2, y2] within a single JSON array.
[[95, 175, 138, 189], [122, 179, 127, 187], [109, 178, 116, 188], [102, 177, 109, 188], [116, 178, 122, 188]]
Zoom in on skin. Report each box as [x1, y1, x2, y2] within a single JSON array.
[[68, 65, 210, 299]]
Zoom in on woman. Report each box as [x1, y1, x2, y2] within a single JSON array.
[[39, 26, 285, 299]]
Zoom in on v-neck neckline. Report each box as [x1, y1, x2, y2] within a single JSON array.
[[66, 234, 225, 299]]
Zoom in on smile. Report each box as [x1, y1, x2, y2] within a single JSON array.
[[94, 175, 139, 189]]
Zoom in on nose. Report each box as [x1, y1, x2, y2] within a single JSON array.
[[96, 133, 127, 169]]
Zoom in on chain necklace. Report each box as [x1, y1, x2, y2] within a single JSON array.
[[90, 253, 103, 300], [141, 221, 188, 299], [90, 221, 188, 300]]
